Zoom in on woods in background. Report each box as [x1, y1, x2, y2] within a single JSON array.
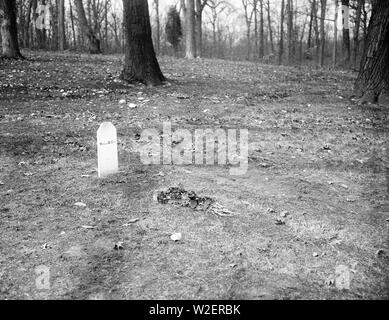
[[0, 0, 374, 69]]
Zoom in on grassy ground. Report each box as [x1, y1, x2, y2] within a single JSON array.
[[0, 51, 388, 299]]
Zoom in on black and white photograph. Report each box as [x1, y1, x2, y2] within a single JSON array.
[[0, 0, 388, 303]]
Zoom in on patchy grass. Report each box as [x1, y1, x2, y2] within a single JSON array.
[[0, 51, 388, 299]]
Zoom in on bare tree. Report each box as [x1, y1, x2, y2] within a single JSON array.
[[121, 0, 165, 85], [24, 0, 33, 48], [279, 0, 285, 64], [333, 0, 338, 67], [58, 0, 66, 50], [341, 0, 351, 65], [69, 0, 76, 47], [242, 0, 254, 60], [266, 0, 274, 53], [206, 0, 228, 58], [183, 0, 196, 58], [253, 0, 258, 59], [74, 0, 101, 53], [352, 0, 362, 69], [195, 0, 208, 57], [287, 0, 293, 64], [259, 0, 264, 58], [319, 0, 327, 67]]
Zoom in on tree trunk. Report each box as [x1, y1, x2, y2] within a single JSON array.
[[24, 0, 33, 48], [51, 0, 59, 50], [313, 0, 319, 62], [104, 0, 108, 49], [298, 15, 307, 64], [33, 0, 46, 50], [319, 0, 326, 67], [242, 0, 253, 61], [352, 0, 362, 69], [154, 0, 160, 55], [287, 0, 293, 64], [355, 0, 389, 104], [253, 0, 258, 59], [74, 0, 101, 53], [195, 0, 204, 57], [259, 0, 264, 58], [0, 0, 23, 58], [333, 0, 338, 67], [266, 0, 274, 53], [69, 0, 76, 47], [59, 0, 67, 50], [279, 0, 285, 64], [307, 0, 314, 48], [185, 0, 196, 58], [341, 0, 350, 66], [121, 0, 165, 86]]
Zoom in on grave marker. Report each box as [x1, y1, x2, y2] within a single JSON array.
[[97, 122, 118, 178]]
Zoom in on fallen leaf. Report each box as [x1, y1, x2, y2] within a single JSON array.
[[123, 218, 139, 226], [119, 99, 126, 104]]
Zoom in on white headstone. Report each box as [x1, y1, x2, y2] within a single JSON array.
[[97, 122, 118, 178]]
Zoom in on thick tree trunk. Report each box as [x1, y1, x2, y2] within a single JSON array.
[[58, 0, 65, 50], [74, 0, 101, 53], [0, 0, 23, 58], [355, 0, 389, 104], [185, 0, 196, 59], [121, 0, 165, 86], [341, 0, 350, 66]]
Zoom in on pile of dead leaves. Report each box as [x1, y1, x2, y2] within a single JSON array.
[[156, 186, 236, 217]]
